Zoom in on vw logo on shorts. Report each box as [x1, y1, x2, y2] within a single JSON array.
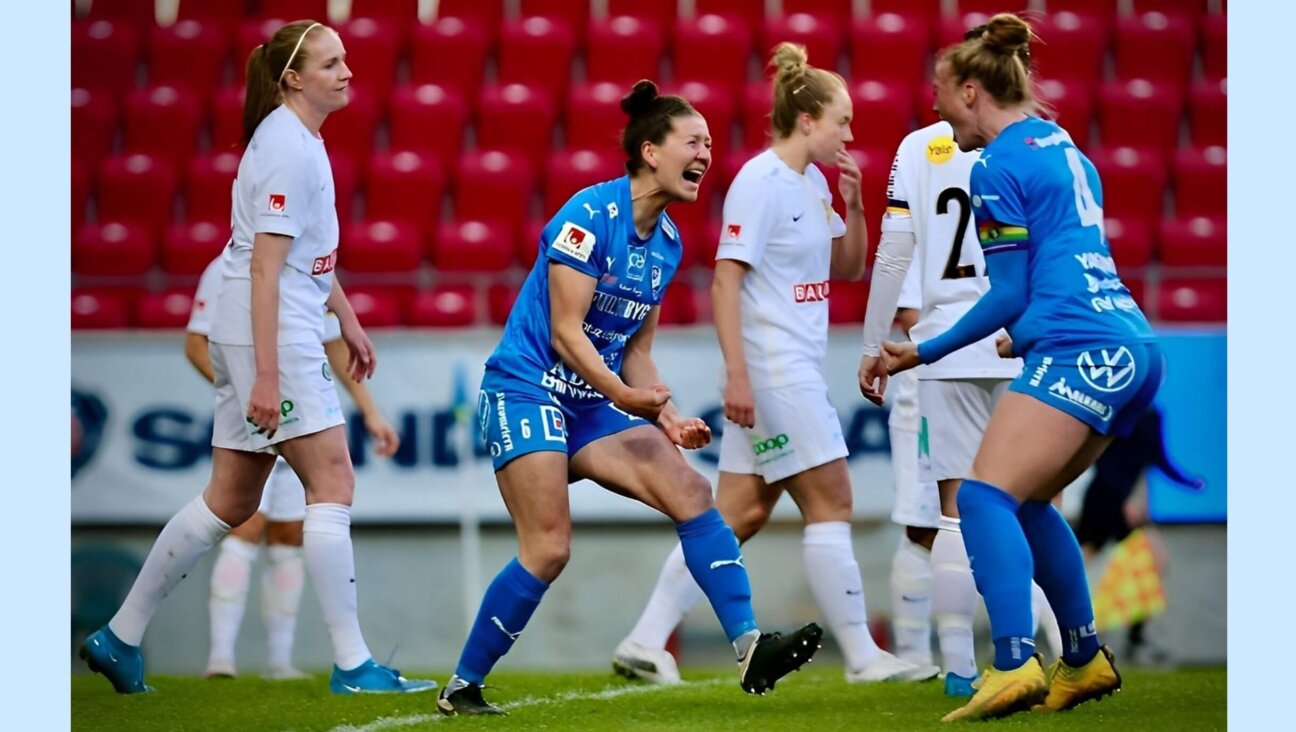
[[1076, 347, 1136, 393]]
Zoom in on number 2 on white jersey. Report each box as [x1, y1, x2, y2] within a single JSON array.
[[1065, 147, 1104, 234], [937, 188, 977, 280]]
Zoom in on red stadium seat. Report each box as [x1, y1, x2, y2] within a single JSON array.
[[98, 154, 178, 232], [476, 83, 558, 170], [455, 149, 536, 232], [123, 85, 205, 167], [1157, 277, 1226, 322], [73, 160, 90, 230], [850, 13, 930, 88], [1188, 78, 1227, 147], [72, 19, 141, 95], [520, 0, 589, 39], [161, 220, 229, 275], [566, 81, 633, 150], [148, 19, 228, 98], [336, 17, 402, 99], [1159, 215, 1226, 268], [409, 284, 479, 327], [258, 0, 328, 21], [957, 0, 1032, 13], [184, 152, 241, 224], [782, 0, 852, 26], [1035, 78, 1094, 150], [1031, 11, 1108, 87], [913, 79, 939, 128], [1172, 146, 1227, 218], [1043, 0, 1118, 25], [674, 14, 752, 91], [1102, 217, 1155, 269], [658, 282, 699, 325], [388, 83, 468, 171], [761, 13, 844, 71], [72, 87, 117, 171], [1201, 13, 1227, 80], [519, 217, 549, 265], [1088, 147, 1167, 227], [1097, 79, 1184, 152], [348, 0, 419, 23], [498, 16, 576, 100], [176, 0, 252, 33], [585, 16, 663, 85], [846, 80, 913, 157], [85, 0, 157, 31], [436, 0, 504, 38], [740, 83, 774, 151], [668, 216, 702, 271], [937, 12, 993, 50], [828, 281, 869, 324], [409, 16, 489, 99], [136, 289, 197, 329], [210, 85, 246, 151], [695, 0, 765, 35], [74, 221, 156, 276], [318, 84, 381, 161], [1114, 12, 1196, 88], [545, 149, 623, 214], [487, 283, 521, 325], [871, 0, 941, 27], [72, 288, 136, 330], [665, 80, 736, 158], [341, 220, 424, 273], [345, 286, 409, 327], [330, 151, 359, 225], [236, 17, 287, 79], [1131, 0, 1207, 20], [432, 220, 515, 272], [365, 150, 446, 234]]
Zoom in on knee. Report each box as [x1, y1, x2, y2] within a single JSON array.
[[666, 469, 715, 521], [307, 456, 355, 506], [521, 534, 571, 583], [728, 501, 773, 543], [802, 483, 853, 523]]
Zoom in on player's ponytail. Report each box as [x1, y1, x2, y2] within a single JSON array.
[[620, 80, 698, 175], [942, 13, 1038, 110], [768, 42, 845, 141], [242, 20, 328, 146]]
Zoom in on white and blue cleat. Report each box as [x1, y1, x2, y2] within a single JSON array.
[[329, 659, 439, 695], [945, 671, 980, 698], [80, 626, 154, 694]]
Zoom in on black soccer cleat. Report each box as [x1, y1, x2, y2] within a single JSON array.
[[436, 676, 506, 716], [738, 622, 824, 695]]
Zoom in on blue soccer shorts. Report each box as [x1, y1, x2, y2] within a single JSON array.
[[477, 385, 650, 472], [1010, 342, 1164, 436]]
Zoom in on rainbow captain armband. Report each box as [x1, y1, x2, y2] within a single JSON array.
[[977, 220, 1029, 254]]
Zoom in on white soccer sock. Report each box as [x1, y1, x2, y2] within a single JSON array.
[[302, 503, 371, 670], [803, 521, 879, 671], [1032, 581, 1063, 660], [932, 521, 979, 678], [207, 536, 258, 666], [624, 543, 705, 649], [110, 495, 231, 646], [263, 544, 305, 670], [890, 535, 934, 666]]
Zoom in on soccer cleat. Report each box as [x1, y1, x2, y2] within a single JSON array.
[[738, 623, 823, 694], [944, 671, 979, 697], [612, 639, 682, 685], [265, 665, 311, 681], [437, 676, 506, 716], [329, 659, 438, 695], [80, 626, 154, 694], [1033, 645, 1122, 713], [940, 654, 1047, 722], [845, 650, 941, 683], [203, 658, 237, 680]]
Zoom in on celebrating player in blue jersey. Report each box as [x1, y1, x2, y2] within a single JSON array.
[[882, 14, 1163, 722], [436, 81, 823, 716]]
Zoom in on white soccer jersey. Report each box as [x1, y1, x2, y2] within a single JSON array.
[[716, 150, 848, 390], [883, 121, 1021, 379], [192, 255, 341, 341], [210, 104, 340, 347]]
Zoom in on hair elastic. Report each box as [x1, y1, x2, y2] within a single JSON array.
[[278, 22, 322, 85]]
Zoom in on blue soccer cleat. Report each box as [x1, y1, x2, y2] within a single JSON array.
[[329, 659, 439, 695], [80, 626, 154, 694], [944, 671, 979, 698]]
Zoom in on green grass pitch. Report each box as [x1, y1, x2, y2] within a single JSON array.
[[72, 665, 1225, 731]]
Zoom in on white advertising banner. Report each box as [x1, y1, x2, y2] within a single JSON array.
[[71, 328, 902, 524]]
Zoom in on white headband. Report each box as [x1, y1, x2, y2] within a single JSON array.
[[277, 22, 322, 86]]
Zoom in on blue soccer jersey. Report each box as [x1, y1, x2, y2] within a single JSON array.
[[970, 117, 1155, 355], [483, 176, 683, 402]]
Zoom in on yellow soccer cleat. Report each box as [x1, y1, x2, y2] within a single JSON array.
[[1033, 644, 1122, 713], [940, 654, 1047, 722]]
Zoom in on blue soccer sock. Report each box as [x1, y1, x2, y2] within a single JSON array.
[[454, 557, 549, 685], [957, 480, 1036, 671], [1017, 500, 1101, 667], [676, 508, 758, 643]]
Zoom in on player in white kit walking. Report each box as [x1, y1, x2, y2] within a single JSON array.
[[80, 20, 434, 695], [184, 257, 403, 680], [613, 43, 939, 685]]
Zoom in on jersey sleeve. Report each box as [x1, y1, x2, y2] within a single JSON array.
[[716, 166, 779, 267], [252, 141, 314, 239], [186, 258, 223, 335], [542, 190, 611, 279], [897, 253, 922, 310], [970, 159, 1030, 255], [881, 146, 915, 234]]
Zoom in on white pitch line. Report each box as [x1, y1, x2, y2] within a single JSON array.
[[327, 678, 728, 732]]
